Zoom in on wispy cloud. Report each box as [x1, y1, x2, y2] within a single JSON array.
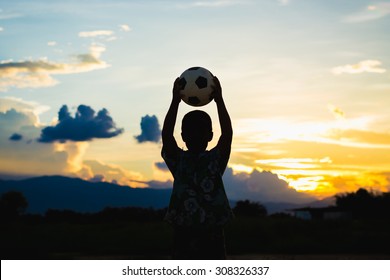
[[344, 2, 390, 23], [0, 44, 109, 92], [0, 27, 4, 32], [327, 129, 390, 146], [178, 0, 248, 8], [119, 24, 131, 32], [0, 11, 23, 20], [331, 60, 386, 75], [78, 30, 114, 38]]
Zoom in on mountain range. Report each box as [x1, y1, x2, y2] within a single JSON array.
[[0, 175, 333, 214]]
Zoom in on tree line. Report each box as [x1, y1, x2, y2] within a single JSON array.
[[336, 188, 390, 219], [1, 188, 389, 223]]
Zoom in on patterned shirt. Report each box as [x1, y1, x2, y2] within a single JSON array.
[[162, 147, 233, 228]]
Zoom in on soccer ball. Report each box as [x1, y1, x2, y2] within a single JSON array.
[[179, 66, 215, 107]]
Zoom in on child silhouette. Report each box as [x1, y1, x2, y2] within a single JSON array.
[[161, 76, 233, 259]]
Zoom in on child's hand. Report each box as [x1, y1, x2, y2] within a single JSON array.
[[172, 77, 182, 103], [212, 76, 223, 103]]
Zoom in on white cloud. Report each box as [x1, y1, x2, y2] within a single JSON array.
[[0, 44, 109, 92], [119, 24, 131, 32], [47, 41, 57, 46], [78, 30, 114, 38], [344, 2, 390, 22], [106, 36, 117, 42], [0, 12, 22, 20], [331, 60, 386, 75], [0, 27, 4, 32], [178, 0, 248, 8], [0, 97, 49, 124]]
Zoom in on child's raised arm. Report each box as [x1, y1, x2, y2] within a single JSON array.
[[161, 78, 181, 159], [213, 77, 233, 167]]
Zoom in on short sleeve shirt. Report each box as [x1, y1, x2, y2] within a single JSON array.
[[162, 147, 233, 228]]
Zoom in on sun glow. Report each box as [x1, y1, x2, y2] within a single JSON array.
[[229, 163, 253, 174], [233, 115, 390, 197], [287, 176, 324, 191], [256, 157, 332, 169]]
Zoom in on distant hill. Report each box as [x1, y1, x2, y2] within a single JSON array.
[[0, 175, 172, 214], [0, 175, 333, 214]]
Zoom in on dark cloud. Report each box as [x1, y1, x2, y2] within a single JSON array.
[[9, 133, 23, 141], [38, 105, 124, 143], [134, 115, 161, 143], [154, 161, 168, 171], [146, 180, 172, 189], [89, 174, 105, 183]]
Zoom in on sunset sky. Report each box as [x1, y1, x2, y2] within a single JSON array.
[[1, 0, 389, 204]]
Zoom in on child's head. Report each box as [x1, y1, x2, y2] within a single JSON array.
[[181, 110, 213, 153]]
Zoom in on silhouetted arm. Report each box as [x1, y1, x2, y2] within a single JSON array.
[[213, 77, 233, 170], [161, 78, 181, 159]]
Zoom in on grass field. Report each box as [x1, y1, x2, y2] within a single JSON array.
[[1, 215, 390, 260]]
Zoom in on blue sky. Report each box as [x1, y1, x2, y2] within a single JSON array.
[[1, 0, 390, 203]]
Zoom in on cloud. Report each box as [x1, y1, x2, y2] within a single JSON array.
[[223, 168, 315, 204], [0, 44, 109, 92], [0, 98, 144, 184], [47, 41, 57, 46], [83, 160, 145, 187], [178, 0, 248, 8], [331, 60, 386, 75], [38, 105, 124, 143], [0, 97, 49, 123], [0, 100, 69, 176], [89, 174, 105, 183], [145, 180, 173, 189], [0, 27, 4, 32], [134, 115, 161, 143], [9, 133, 23, 141], [1, 99, 93, 176], [0, 11, 22, 20], [78, 30, 114, 38], [119, 24, 131, 32], [344, 3, 390, 23], [153, 160, 314, 203], [0, 108, 34, 132], [154, 161, 169, 171], [327, 129, 390, 146]]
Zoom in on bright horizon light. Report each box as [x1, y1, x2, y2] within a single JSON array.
[[1, 0, 389, 203]]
